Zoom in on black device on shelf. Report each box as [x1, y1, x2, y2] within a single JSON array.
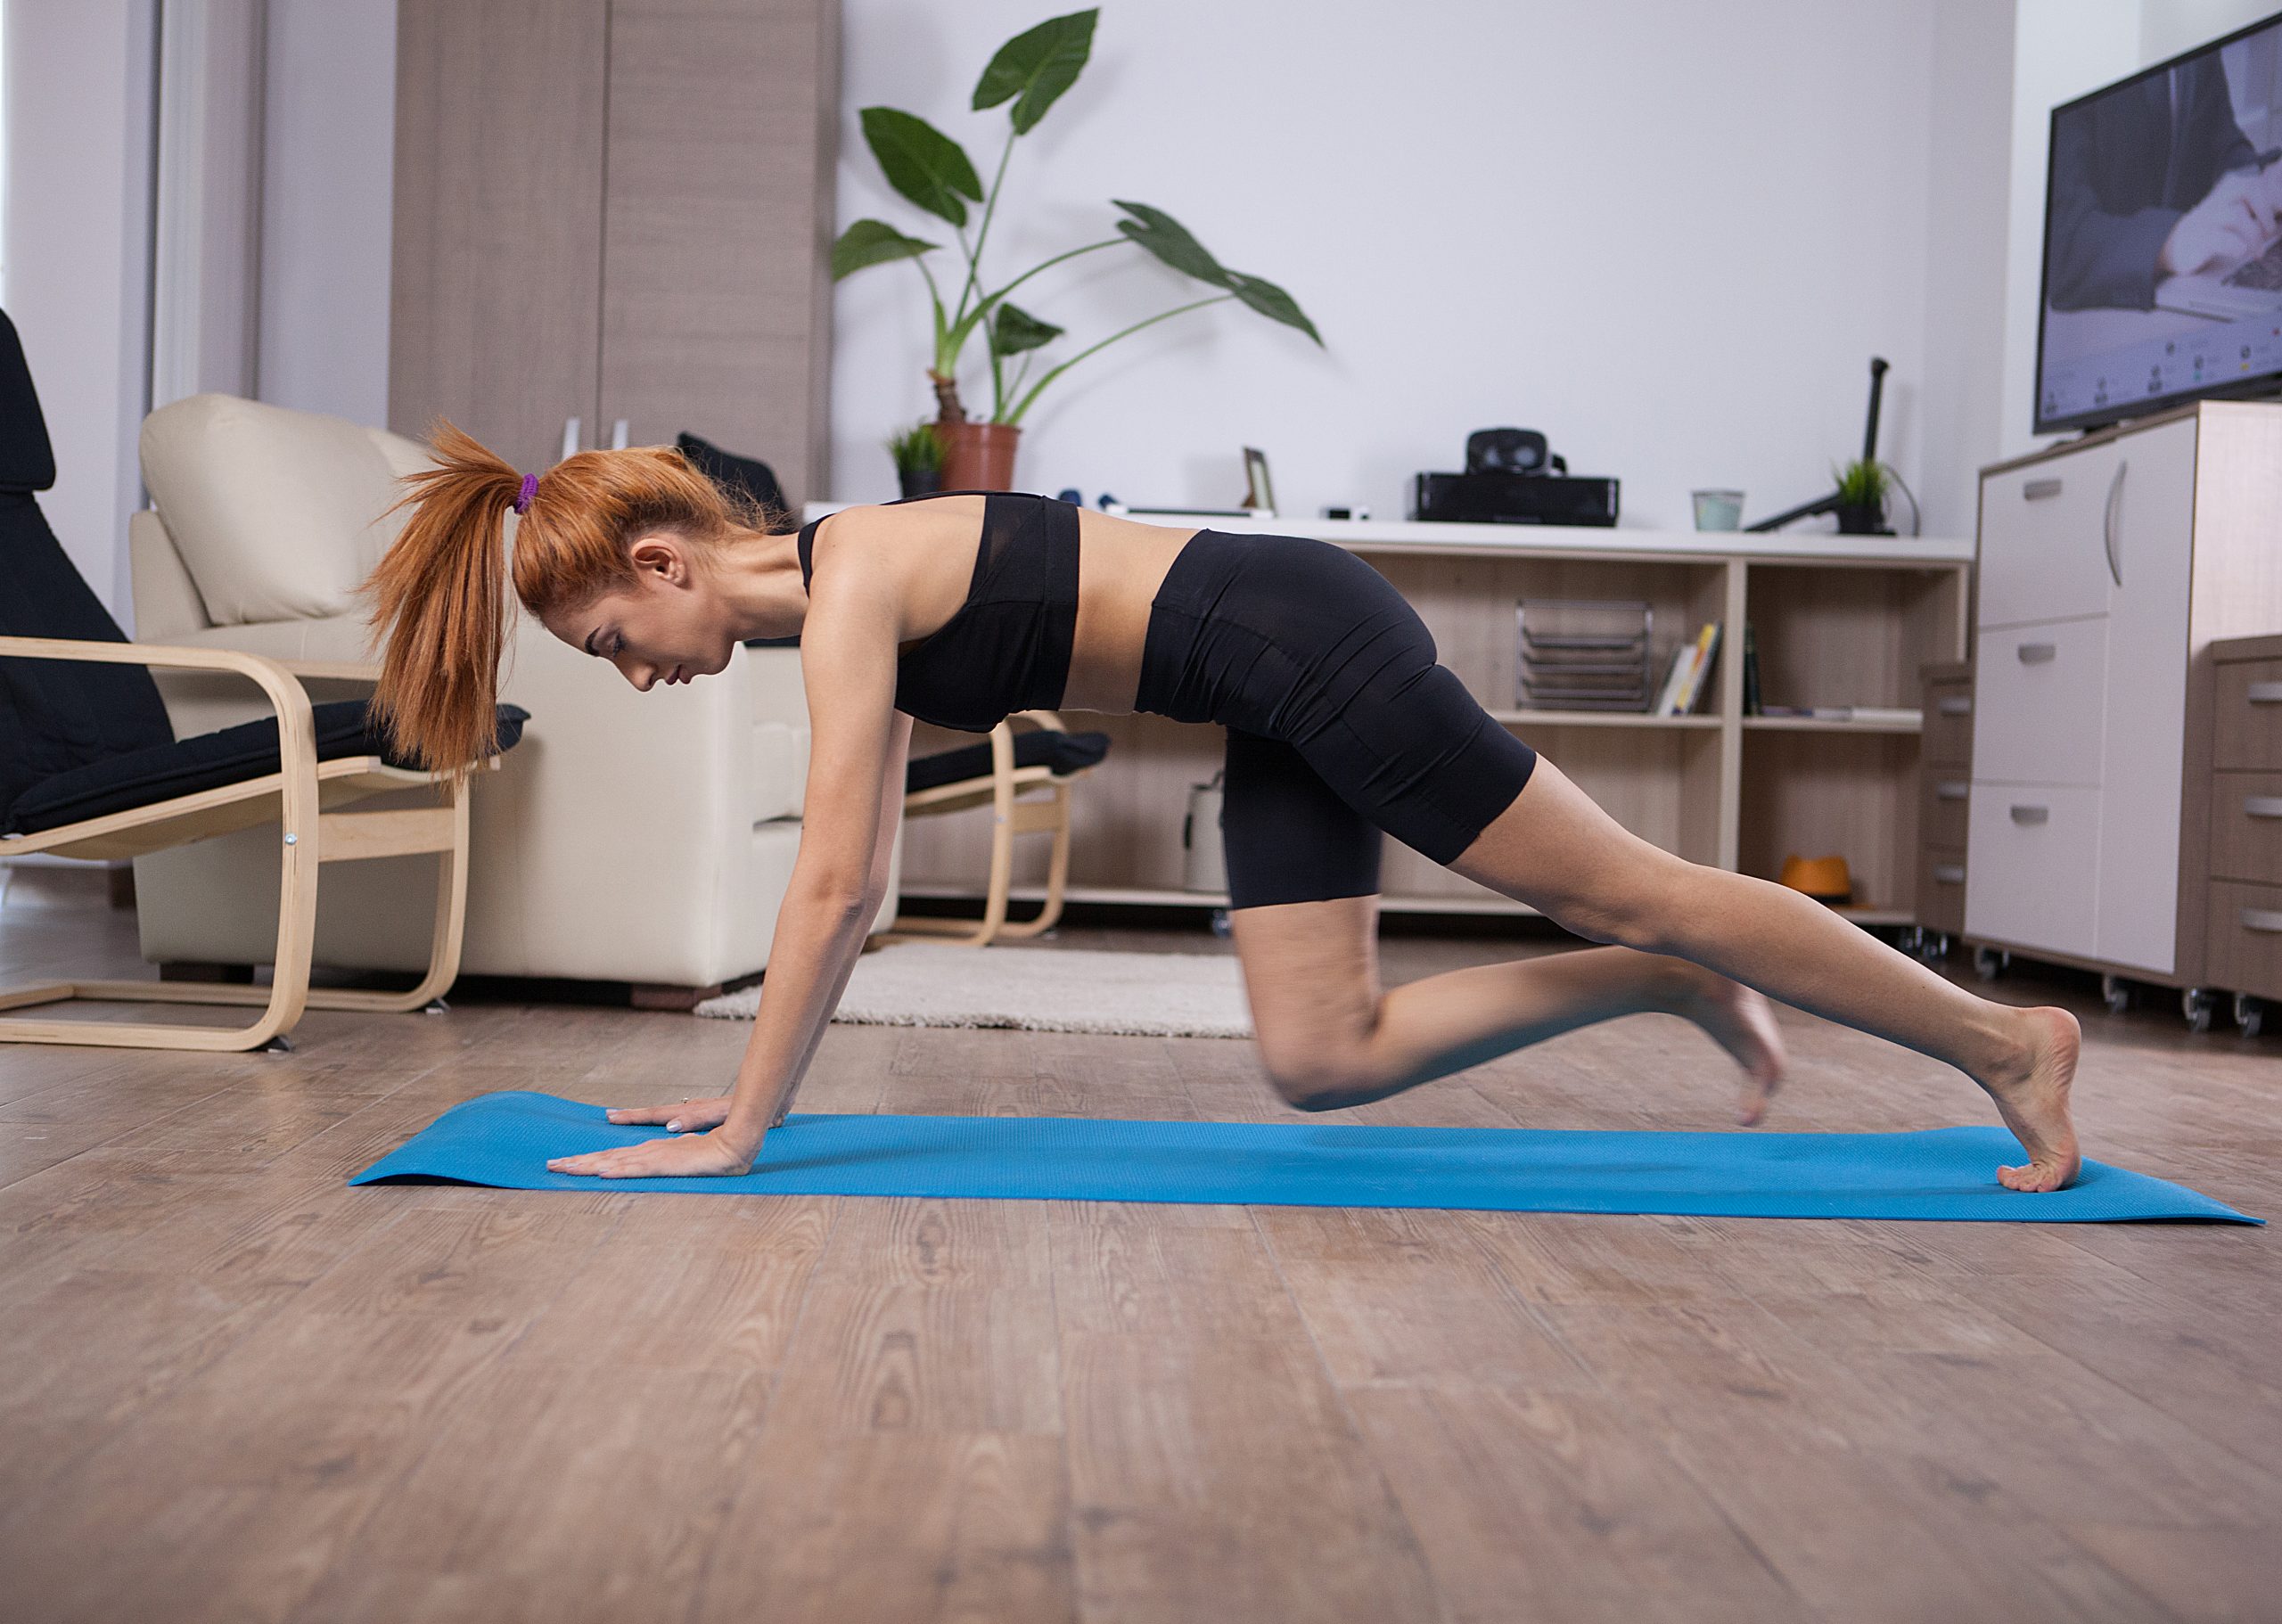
[[1744, 357, 1888, 533], [1412, 426, 1619, 527]]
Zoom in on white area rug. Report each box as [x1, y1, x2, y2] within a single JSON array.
[[694, 941, 1254, 1038]]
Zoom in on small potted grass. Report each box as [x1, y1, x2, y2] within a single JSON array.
[[1833, 457, 1890, 535], [889, 420, 947, 498]]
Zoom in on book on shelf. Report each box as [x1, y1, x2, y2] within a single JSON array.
[[1742, 621, 1761, 717], [1654, 622, 1722, 715]]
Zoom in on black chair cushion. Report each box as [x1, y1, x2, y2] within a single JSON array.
[[4, 701, 529, 836], [677, 431, 788, 525], [905, 726, 1110, 796]]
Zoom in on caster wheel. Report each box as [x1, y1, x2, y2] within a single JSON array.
[[2236, 992, 2265, 1038], [1933, 932, 1953, 961], [2101, 974, 2131, 1015], [1973, 946, 2007, 981], [2182, 987, 2218, 1034], [1210, 907, 1233, 939]]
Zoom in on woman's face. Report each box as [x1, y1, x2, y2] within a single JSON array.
[[545, 534, 737, 692]]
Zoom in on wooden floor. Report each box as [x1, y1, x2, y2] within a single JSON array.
[[1, 891, 2278, 1624]]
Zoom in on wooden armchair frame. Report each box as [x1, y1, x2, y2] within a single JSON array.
[[0, 636, 482, 1051], [890, 709, 1098, 948]]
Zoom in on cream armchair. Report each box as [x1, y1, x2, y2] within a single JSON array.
[[127, 392, 896, 1001]]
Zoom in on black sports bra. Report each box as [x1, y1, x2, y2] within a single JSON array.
[[796, 490, 1079, 734]]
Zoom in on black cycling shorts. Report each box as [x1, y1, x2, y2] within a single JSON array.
[[1133, 529, 1539, 910]]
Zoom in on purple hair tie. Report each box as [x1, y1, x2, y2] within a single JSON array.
[[512, 472, 538, 515]]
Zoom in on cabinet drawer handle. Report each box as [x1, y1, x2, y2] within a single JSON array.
[[1937, 694, 1972, 716], [2102, 460, 2126, 588], [2241, 906, 2282, 934], [2023, 478, 2063, 501], [2245, 797, 2282, 819], [1935, 781, 1970, 800], [2009, 803, 2049, 825], [1933, 863, 1966, 885], [2248, 681, 2282, 704], [2016, 642, 2057, 664]]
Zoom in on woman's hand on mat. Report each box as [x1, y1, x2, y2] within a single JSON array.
[[604, 1095, 733, 1134], [547, 1128, 755, 1179]]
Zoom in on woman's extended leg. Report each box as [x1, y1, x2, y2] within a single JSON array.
[[1445, 759, 2081, 1192], [1231, 893, 1788, 1124]]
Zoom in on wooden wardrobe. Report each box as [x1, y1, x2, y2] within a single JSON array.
[[389, 0, 839, 499]]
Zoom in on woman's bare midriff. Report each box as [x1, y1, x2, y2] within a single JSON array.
[[828, 497, 1200, 717]]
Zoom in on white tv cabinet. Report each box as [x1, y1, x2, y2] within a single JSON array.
[[1963, 399, 2282, 1010], [809, 504, 1973, 925]]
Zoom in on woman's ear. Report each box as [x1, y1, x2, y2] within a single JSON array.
[[626, 533, 690, 585]]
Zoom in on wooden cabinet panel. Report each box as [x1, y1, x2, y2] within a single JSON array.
[[599, 0, 839, 506], [1971, 617, 2108, 788], [1923, 682, 1973, 767], [2205, 879, 2282, 999], [2208, 771, 2282, 885], [390, 0, 609, 474], [1920, 773, 1969, 849], [1917, 846, 1966, 934], [2212, 657, 2282, 771]]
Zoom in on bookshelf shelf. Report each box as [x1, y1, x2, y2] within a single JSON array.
[[1486, 709, 1721, 730], [1742, 715, 1924, 734], [812, 509, 1973, 925]]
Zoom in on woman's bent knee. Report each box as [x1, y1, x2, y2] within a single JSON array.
[[1255, 1037, 1382, 1113]]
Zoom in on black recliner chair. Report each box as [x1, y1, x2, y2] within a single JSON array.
[[0, 308, 524, 1051]]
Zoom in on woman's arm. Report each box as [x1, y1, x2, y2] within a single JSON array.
[[548, 560, 912, 1179]]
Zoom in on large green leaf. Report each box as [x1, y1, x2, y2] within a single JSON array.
[[860, 107, 983, 226], [1223, 271, 1322, 345], [832, 218, 940, 281], [972, 10, 1098, 135], [1111, 200, 1230, 288], [990, 301, 1063, 357]]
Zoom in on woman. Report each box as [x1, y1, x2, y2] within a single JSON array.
[[370, 426, 2081, 1191]]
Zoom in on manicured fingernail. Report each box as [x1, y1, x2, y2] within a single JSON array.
[[666, 1120, 681, 1133]]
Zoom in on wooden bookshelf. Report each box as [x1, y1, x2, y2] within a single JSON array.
[[807, 507, 1974, 923]]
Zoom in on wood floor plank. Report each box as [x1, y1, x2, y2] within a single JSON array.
[[2, 906, 2275, 1622]]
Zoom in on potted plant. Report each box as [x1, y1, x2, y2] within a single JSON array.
[[887, 420, 946, 498], [1833, 457, 1890, 535], [833, 9, 1322, 490]]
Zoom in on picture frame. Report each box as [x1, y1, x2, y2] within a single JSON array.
[[1242, 446, 1276, 515]]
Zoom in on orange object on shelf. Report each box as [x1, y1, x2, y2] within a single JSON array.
[[1778, 854, 1853, 904]]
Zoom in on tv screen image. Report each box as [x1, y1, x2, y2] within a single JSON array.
[[2039, 10, 2282, 432]]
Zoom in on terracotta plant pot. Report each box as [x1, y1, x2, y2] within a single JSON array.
[[940, 421, 1022, 491]]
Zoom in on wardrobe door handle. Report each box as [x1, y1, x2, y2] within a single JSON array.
[[2023, 478, 2063, 500], [1937, 694, 1972, 716], [610, 418, 630, 450], [2248, 681, 2282, 704], [2016, 642, 2057, 665], [2102, 460, 2126, 587], [1933, 863, 1966, 885], [2245, 797, 2282, 819], [2009, 803, 2049, 826], [561, 416, 583, 459], [1935, 781, 1970, 800], [2241, 906, 2282, 934]]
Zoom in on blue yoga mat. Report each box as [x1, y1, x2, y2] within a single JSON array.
[[348, 1091, 2256, 1224]]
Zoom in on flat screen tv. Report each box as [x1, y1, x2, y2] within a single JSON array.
[[2038, 10, 2282, 433]]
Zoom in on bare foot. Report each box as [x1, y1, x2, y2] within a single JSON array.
[[1982, 1005, 2081, 1192], [1671, 965, 1788, 1125]]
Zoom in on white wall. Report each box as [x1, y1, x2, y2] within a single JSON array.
[[830, 0, 2009, 537], [255, 0, 395, 426], [3, 1, 158, 620]]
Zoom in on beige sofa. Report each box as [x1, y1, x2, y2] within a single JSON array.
[[127, 392, 896, 997]]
